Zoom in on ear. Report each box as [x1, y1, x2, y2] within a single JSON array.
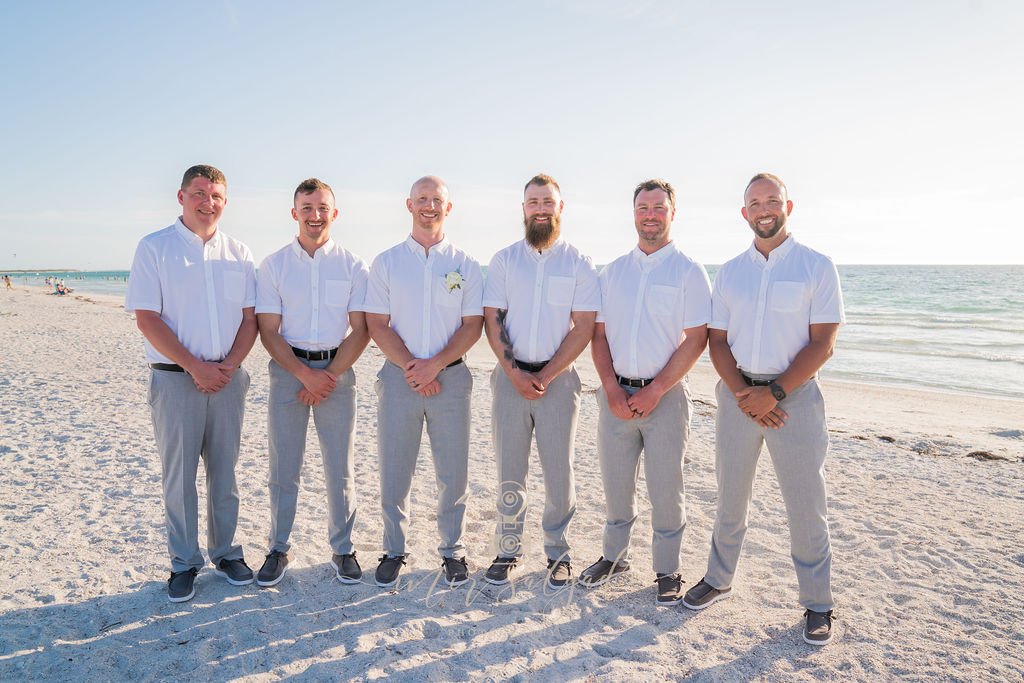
[[177, 189, 185, 206], [785, 200, 794, 215], [291, 207, 299, 222], [406, 197, 414, 214], [741, 206, 749, 221], [558, 200, 565, 214], [444, 201, 453, 216], [331, 207, 339, 221]]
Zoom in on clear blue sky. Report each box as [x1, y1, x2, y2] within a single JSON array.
[[1, 0, 1021, 269]]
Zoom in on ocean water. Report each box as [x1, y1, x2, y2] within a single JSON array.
[[7, 266, 1023, 400]]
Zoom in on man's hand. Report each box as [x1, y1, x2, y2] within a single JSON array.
[[298, 388, 323, 406], [605, 384, 635, 420], [416, 379, 441, 397], [190, 361, 232, 393], [404, 358, 443, 392], [626, 383, 666, 420], [300, 367, 337, 401], [736, 386, 788, 428], [509, 368, 545, 400]]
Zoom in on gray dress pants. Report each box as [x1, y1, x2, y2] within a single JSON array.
[[149, 366, 249, 573], [267, 359, 357, 556], [704, 376, 835, 612], [375, 360, 471, 558], [597, 381, 690, 575], [491, 365, 580, 562]]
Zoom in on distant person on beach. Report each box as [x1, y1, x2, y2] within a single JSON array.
[[253, 178, 370, 588], [125, 164, 259, 603], [358, 176, 483, 589], [580, 179, 711, 605], [683, 173, 844, 646], [481, 173, 599, 589], [4, 274, 12, 289]]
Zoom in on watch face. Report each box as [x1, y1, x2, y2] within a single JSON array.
[[770, 383, 786, 401]]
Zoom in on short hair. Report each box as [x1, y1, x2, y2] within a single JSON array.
[[294, 178, 335, 202], [633, 178, 675, 208], [181, 164, 226, 190], [524, 173, 561, 195], [744, 172, 788, 200]]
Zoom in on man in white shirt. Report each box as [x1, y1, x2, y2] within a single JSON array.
[[482, 174, 600, 589], [125, 165, 259, 603], [360, 176, 484, 589], [683, 173, 844, 646], [254, 178, 371, 588], [580, 179, 710, 605]]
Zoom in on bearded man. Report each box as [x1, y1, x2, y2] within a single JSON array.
[[481, 173, 600, 589]]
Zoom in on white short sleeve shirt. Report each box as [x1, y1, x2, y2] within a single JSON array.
[[598, 242, 712, 379], [711, 235, 845, 375], [358, 234, 483, 359], [125, 219, 256, 364], [483, 239, 601, 363], [255, 237, 369, 351]]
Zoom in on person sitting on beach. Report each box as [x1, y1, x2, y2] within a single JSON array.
[[682, 173, 844, 646], [253, 178, 371, 588], [580, 179, 710, 606], [481, 173, 600, 590], [125, 164, 259, 603], [358, 176, 483, 590]]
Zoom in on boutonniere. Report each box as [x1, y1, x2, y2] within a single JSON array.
[[444, 270, 463, 293]]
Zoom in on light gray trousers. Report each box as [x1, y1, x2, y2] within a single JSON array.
[[149, 366, 249, 573], [705, 376, 834, 612], [267, 359, 357, 556], [376, 360, 471, 558], [597, 381, 690, 575], [491, 365, 580, 562]]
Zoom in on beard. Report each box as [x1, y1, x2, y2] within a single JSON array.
[[524, 213, 561, 249], [749, 212, 786, 240]]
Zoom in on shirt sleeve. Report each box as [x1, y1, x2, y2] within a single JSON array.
[[682, 262, 713, 328], [709, 266, 730, 331], [481, 249, 507, 309], [595, 267, 609, 324], [349, 257, 370, 315], [357, 253, 391, 315], [460, 257, 485, 317], [809, 257, 845, 324], [124, 238, 162, 313], [254, 254, 281, 315], [571, 254, 602, 312], [241, 245, 257, 308]]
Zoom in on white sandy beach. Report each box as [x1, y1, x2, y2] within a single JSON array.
[[1, 286, 1022, 682]]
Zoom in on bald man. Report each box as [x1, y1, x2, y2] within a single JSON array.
[[359, 176, 484, 589]]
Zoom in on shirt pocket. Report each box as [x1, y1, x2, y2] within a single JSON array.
[[222, 269, 246, 303], [771, 281, 806, 313], [324, 279, 352, 309], [436, 274, 463, 308], [649, 284, 679, 316], [546, 276, 575, 307]]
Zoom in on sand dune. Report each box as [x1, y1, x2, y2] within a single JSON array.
[[1, 287, 1021, 681]]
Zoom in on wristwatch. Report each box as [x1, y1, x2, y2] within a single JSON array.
[[768, 381, 787, 402]]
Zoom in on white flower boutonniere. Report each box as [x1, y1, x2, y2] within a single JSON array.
[[444, 270, 463, 293]]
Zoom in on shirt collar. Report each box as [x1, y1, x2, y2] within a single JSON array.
[[174, 217, 219, 247], [404, 233, 449, 256], [521, 237, 564, 260], [631, 241, 675, 268], [289, 236, 335, 259], [747, 233, 796, 264]]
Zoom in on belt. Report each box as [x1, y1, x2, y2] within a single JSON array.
[[741, 373, 775, 387], [617, 374, 654, 388], [292, 346, 338, 361], [513, 359, 549, 373], [446, 358, 464, 368], [150, 363, 185, 372]]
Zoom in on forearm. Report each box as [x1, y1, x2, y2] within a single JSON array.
[[590, 325, 621, 391], [708, 331, 747, 394], [257, 316, 310, 378], [540, 312, 596, 384], [366, 314, 415, 367], [649, 326, 708, 394], [776, 338, 835, 393], [223, 311, 258, 369], [484, 309, 516, 374], [431, 316, 483, 367], [135, 311, 202, 372], [327, 324, 370, 376]]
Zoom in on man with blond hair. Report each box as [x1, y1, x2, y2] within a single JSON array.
[[126, 164, 258, 602], [254, 178, 370, 587]]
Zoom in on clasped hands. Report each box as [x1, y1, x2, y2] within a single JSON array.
[[735, 386, 787, 429]]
